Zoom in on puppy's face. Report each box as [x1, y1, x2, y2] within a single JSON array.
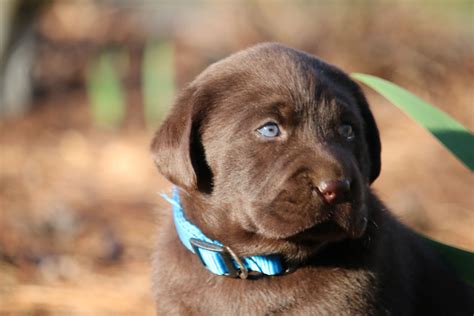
[[152, 44, 381, 258]]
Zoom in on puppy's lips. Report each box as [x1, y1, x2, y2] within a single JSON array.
[[287, 221, 347, 244], [259, 202, 368, 241], [252, 186, 367, 240]]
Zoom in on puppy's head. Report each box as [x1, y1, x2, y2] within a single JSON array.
[[152, 43, 381, 259]]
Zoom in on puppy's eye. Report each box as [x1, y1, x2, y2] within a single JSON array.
[[257, 122, 280, 138], [338, 124, 355, 140]]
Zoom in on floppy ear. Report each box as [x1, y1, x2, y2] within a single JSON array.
[[351, 84, 382, 184], [150, 85, 212, 192]]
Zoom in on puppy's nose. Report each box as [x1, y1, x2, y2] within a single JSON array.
[[317, 179, 351, 204]]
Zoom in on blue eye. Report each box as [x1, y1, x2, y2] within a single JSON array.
[[338, 124, 355, 140], [257, 122, 280, 138]]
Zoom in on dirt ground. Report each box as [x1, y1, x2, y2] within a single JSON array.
[[0, 92, 164, 315], [0, 1, 473, 315]]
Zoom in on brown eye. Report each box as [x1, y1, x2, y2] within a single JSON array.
[[338, 124, 355, 141]]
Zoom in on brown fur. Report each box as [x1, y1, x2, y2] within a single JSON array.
[[151, 43, 473, 315]]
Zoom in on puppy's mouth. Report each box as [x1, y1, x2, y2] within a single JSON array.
[[248, 174, 368, 246], [284, 204, 365, 240], [252, 200, 368, 243], [286, 220, 348, 245]]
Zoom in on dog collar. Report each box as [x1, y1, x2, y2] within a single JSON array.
[[161, 187, 284, 279]]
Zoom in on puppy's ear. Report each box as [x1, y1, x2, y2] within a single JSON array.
[[352, 84, 382, 183], [151, 85, 211, 192]]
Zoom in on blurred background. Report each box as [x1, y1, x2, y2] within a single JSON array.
[[0, 0, 472, 314]]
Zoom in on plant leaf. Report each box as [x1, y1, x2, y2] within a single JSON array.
[[423, 237, 474, 285], [351, 73, 474, 172], [86, 51, 126, 129], [143, 41, 175, 129]]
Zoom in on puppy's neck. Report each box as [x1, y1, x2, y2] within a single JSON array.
[[179, 190, 226, 237]]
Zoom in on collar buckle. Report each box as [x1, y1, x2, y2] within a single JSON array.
[[189, 238, 249, 279]]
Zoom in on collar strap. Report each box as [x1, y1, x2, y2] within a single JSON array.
[[161, 187, 284, 279]]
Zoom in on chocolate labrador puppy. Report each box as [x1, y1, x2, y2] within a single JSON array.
[[151, 43, 473, 315]]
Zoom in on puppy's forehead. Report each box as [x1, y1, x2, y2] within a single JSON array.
[[196, 43, 356, 114], [200, 43, 316, 91]]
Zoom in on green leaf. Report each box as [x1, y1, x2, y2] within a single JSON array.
[[143, 41, 175, 129], [86, 51, 126, 129], [351, 73, 474, 172], [423, 236, 474, 285]]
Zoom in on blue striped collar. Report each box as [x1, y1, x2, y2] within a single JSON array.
[[161, 187, 285, 279]]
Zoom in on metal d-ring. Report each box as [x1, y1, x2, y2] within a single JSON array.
[[224, 245, 249, 279]]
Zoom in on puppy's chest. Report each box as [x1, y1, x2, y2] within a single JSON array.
[[174, 267, 376, 315]]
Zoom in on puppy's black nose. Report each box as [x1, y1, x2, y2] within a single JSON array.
[[317, 179, 351, 204]]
